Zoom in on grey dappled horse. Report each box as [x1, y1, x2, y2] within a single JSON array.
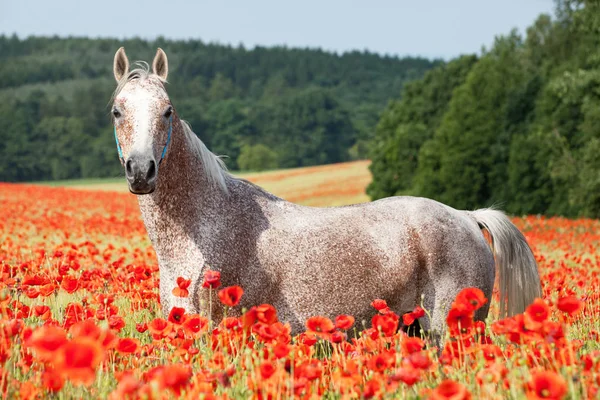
[[110, 47, 542, 346]]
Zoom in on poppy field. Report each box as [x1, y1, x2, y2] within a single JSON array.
[[1, 175, 600, 399]]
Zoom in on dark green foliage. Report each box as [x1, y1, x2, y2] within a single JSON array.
[[0, 35, 438, 182], [367, 55, 478, 200], [237, 144, 279, 171], [368, 0, 600, 218]]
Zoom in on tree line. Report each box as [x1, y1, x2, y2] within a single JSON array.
[[368, 0, 600, 218], [0, 35, 438, 181]]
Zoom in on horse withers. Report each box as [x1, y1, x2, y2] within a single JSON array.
[[110, 47, 542, 346]]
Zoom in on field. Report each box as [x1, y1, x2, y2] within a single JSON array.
[[43, 160, 372, 207], [1, 161, 599, 399]]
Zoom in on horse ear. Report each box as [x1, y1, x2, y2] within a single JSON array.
[[113, 47, 130, 82], [152, 48, 168, 81]]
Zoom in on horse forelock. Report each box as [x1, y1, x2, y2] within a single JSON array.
[[111, 61, 167, 103]]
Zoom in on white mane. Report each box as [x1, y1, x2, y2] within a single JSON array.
[[180, 120, 230, 192]]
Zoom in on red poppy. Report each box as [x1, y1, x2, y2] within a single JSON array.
[[525, 298, 550, 331], [454, 287, 487, 312], [33, 305, 51, 320], [182, 315, 209, 336], [136, 323, 148, 333], [372, 313, 399, 337], [273, 342, 291, 359], [57, 337, 104, 385], [260, 362, 276, 379], [526, 370, 567, 400], [390, 366, 421, 386], [202, 270, 221, 289], [172, 277, 191, 298], [557, 296, 584, 317], [256, 304, 278, 325], [26, 326, 68, 360], [168, 307, 186, 324], [218, 286, 244, 307], [61, 276, 79, 294], [366, 351, 395, 372], [402, 336, 425, 355], [39, 283, 57, 297], [306, 316, 335, 334], [42, 369, 64, 393], [148, 318, 173, 339], [446, 306, 474, 335], [430, 379, 472, 400], [116, 338, 140, 354], [335, 314, 355, 331], [371, 299, 389, 313], [403, 305, 426, 326]]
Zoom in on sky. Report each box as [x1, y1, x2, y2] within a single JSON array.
[[0, 0, 556, 60]]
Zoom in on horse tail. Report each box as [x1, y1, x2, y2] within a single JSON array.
[[468, 208, 542, 318]]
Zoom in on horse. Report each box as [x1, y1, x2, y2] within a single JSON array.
[[110, 47, 542, 346]]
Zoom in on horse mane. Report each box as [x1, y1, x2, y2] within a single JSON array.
[[180, 120, 230, 192]]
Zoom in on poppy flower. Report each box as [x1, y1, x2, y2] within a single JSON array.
[[116, 338, 140, 354], [172, 277, 191, 298], [57, 337, 104, 385], [33, 305, 51, 320], [306, 316, 335, 334], [26, 326, 68, 360], [430, 379, 471, 400], [403, 305, 426, 326], [557, 296, 584, 317], [454, 288, 487, 312], [148, 318, 173, 339], [335, 314, 355, 331], [260, 362, 276, 379], [372, 313, 399, 337], [255, 304, 278, 325], [202, 270, 221, 289], [39, 283, 57, 297], [402, 336, 425, 355], [61, 276, 79, 294], [42, 369, 64, 393], [390, 366, 421, 386], [526, 370, 567, 400], [371, 299, 390, 313], [446, 306, 474, 335], [218, 286, 244, 307], [168, 307, 186, 324]]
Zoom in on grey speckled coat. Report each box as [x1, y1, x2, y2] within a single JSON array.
[[111, 48, 543, 345]]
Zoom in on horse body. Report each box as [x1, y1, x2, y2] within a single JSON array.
[[111, 48, 542, 344]]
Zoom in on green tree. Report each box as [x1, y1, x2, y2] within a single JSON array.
[[237, 144, 279, 171]]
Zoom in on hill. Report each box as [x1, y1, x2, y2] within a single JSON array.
[[0, 35, 439, 182]]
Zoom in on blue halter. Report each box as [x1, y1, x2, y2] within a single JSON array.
[[114, 115, 173, 167]]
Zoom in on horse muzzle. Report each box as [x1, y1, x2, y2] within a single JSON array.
[[125, 153, 157, 194]]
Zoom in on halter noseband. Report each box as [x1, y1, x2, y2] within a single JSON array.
[[113, 115, 173, 167]]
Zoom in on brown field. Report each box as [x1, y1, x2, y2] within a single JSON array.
[[49, 160, 372, 207]]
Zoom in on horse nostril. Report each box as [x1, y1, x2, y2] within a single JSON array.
[[126, 159, 134, 177], [146, 160, 156, 181]]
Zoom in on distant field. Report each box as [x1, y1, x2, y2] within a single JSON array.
[[42, 160, 372, 207]]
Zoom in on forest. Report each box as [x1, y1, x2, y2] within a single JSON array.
[[0, 35, 437, 181], [368, 0, 600, 218]]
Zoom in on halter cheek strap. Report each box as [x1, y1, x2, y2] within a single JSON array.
[[114, 115, 173, 168]]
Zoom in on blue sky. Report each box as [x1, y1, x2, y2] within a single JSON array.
[[0, 0, 556, 59]]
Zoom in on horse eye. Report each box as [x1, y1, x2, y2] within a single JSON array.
[[164, 107, 173, 119], [112, 109, 121, 118]]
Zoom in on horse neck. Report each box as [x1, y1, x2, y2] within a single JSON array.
[[136, 116, 229, 231]]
